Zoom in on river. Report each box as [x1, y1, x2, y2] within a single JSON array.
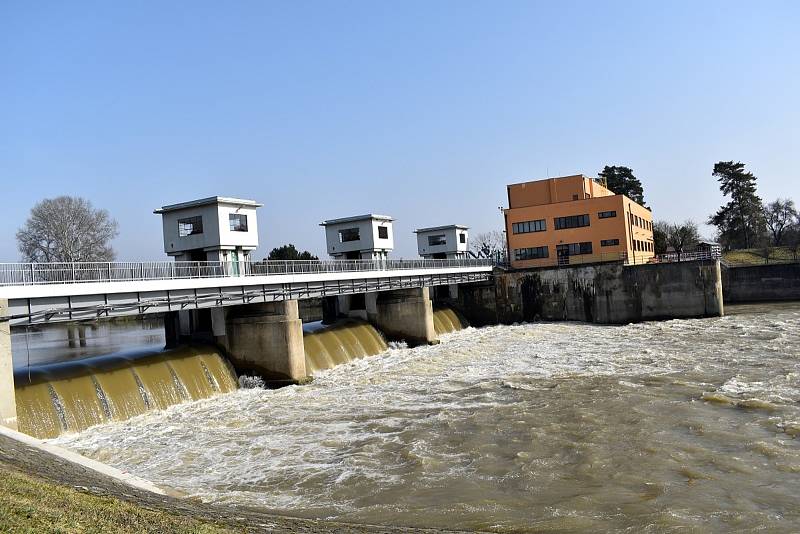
[[51, 303, 800, 531]]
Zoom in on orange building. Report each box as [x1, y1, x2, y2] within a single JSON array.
[[504, 174, 654, 269]]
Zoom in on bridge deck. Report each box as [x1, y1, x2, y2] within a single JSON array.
[[0, 260, 493, 325]]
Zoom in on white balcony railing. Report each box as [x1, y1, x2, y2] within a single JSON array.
[[0, 259, 495, 287]]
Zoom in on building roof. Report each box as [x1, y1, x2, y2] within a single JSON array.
[[505, 174, 591, 188], [414, 224, 469, 233], [153, 196, 263, 214], [319, 214, 394, 226]]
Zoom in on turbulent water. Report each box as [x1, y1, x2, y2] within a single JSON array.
[[53, 303, 800, 531]]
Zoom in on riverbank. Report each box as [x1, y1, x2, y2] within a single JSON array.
[[0, 431, 470, 533]]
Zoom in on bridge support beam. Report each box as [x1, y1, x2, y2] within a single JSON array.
[[0, 299, 17, 431], [219, 300, 307, 383], [367, 287, 438, 346]]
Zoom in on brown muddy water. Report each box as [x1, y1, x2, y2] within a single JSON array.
[[52, 303, 800, 532]]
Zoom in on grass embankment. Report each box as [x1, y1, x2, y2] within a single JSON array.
[[723, 246, 799, 265], [0, 462, 231, 534]]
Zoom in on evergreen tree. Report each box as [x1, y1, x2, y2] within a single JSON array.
[[708, 161, 765, 250], [267, 244, 319, 261], [598, 166, 646, 205]]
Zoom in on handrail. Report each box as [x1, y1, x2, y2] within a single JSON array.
[[0, 259, 495, 287]]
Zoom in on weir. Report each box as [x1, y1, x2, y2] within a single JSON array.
[[14, 346, 237, 439], [432, 308, 466, 335], [303, 320, 388, 373]]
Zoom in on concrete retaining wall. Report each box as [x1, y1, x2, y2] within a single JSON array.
[[722, 263, 800, 303], [444, 261, 723, 326]]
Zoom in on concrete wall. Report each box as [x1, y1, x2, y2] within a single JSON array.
[[494, 260, 723, 324], [0, 299, 17, 430], [722, 263, 800, 303], [439, 261, 723, 326]]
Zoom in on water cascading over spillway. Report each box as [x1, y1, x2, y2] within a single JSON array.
[[14, 346, 238, 439], [432, 308, 466, 335], [303, 320, 388, 373]]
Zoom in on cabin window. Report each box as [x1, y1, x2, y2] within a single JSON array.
[[428, 234, 447, 246], [178, 216, 203, 237], [229, 214, 248, 232], [460, 233, 466, 243], [339, 228, 360, 242], [378, 226, 389, 239]]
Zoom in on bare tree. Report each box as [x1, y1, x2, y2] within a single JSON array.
[[652, 221, 670, 254], [470, 230, 507, 261], [666, 220, 700, 255], [763, 198, 798, 246], [17, 196, 119, 262]]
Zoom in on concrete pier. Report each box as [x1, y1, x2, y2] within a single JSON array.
[[218, 300, 307, 382], [0, 299, 17, 430], [368, 288, 438, 345]]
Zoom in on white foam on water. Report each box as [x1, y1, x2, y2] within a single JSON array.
[[51, 302, 800, 530]]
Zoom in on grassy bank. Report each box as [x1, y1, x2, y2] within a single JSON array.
[[0, 462, 231, 534], [724, 246, 799, 265]]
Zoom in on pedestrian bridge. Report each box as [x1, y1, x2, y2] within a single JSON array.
[[0, 259, 493, 326]]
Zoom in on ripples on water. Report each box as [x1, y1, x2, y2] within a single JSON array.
[[53, 302, 800, 531]]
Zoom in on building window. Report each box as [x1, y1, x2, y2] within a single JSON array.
[[178, 216, 203, 237], [459, 233, 466, 243], [572, 194, 579, 201], [512, 219, 546, 234], [556, 242, 593, 256], [598, 211, 616, 219], [378, 226, 389, 239], [428, 234, 446, 246], [515, 246, 549, 261], [339, 228, 360, 242], [554, 214, 590, 230], [229, 214, 248, 232], [601, 239, 619, 246]]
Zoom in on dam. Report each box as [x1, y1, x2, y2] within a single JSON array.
[[13, 308, 469, 439]]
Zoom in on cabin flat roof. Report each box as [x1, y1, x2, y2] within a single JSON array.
[[320, 214, 393, 226], [154, 196, 263, 214], [414, 224, 469, 233]]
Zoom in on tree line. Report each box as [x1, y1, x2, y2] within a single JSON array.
[[13, 163, 799, 263], [587, 163, 799, 255]]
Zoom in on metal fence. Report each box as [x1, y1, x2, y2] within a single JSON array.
[[653, 251, 720, 263], [0, 258, 495, 287]]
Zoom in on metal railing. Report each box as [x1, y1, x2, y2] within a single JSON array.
[[653, 251, 720, 263], [0, 258, 495, 287]]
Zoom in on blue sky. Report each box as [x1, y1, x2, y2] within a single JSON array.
[[1, 1, 798, 260]]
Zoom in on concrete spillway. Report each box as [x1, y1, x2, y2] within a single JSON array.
[[14, 347, 238, 439], [13, 307, 467, 439], [303, 320, 388, 373], [432, 308, 466, 335]]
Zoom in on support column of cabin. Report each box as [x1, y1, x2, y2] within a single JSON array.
[[217, 300, 307, 383], [0, 299, 18, 430], [367, 287, 438, 346]]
